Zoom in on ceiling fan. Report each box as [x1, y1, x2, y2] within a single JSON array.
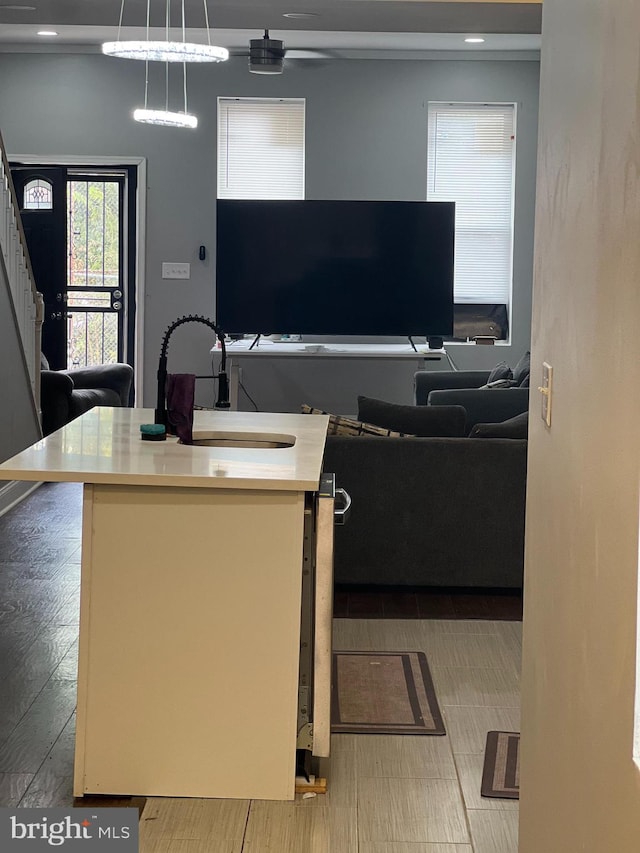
[[235, 30, 333, 75]]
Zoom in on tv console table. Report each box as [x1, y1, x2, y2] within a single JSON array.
[[211, 342, 454, 414]]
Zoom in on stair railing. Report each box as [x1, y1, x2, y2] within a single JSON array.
[[0, 129, 43, 415]]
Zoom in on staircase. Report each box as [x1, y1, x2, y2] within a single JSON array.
[[0, 129, 43, 417]]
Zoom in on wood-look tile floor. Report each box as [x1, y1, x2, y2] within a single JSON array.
[[0, 482, 521, 852]]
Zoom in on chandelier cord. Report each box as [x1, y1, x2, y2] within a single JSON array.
[[181, 0, 187, 115], [117, 0, 126, 41], [165, 61, 169, 111], [183, 62, 188, 115], [181, 0, 188, 113], [144, 59, 149, 108], [165, 0, 170, 113], [203, 0, 211, 46]]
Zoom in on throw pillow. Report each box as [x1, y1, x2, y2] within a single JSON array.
[[301, 404, 409, 437], [512, 350, 531, 386], [469, 411, 529, 439], [487, 361, 513, 383], [356, 395, 466, 438], [478, 378, 518, 390]]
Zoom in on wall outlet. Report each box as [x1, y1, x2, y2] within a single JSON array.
[[162, 262, 191, 280]]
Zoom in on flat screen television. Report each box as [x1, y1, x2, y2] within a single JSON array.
[[215, 199, 455, 337]]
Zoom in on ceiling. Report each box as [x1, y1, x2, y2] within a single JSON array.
[[0, 1, 542, 55]]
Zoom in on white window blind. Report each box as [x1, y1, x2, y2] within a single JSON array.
[[427, 102, 516, 304], [217, 98, 305, 199]]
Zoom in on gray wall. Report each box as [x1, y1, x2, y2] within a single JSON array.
[[0, 259, 41, 463], [0, 51, 539, 408]]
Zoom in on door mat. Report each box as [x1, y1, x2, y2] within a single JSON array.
[[481, 731, 520, 799], [331, 650, 445, 735]]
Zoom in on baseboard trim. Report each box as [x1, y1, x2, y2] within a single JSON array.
[[0, 480, 40, 517]]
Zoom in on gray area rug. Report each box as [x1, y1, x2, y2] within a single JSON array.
[[481, 731, 520, 799], [331, 650, 445, 735]]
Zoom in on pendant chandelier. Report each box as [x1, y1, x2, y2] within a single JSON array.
[[102, 0, 228, 64], [102, 0, 227, 128]]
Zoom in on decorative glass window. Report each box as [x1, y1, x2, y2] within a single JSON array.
[[217, 97, 305, 199], [23, 178, 53, 210]]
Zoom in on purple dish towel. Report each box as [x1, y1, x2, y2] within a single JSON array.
[[166, 373, 196, 444]]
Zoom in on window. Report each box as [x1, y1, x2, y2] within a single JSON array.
[[427, 103, 516, 310], [23, 178, 53, 210], [217, 98, 305, 199]]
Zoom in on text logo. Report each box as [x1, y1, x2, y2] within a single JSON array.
[[0, 808, 138, 850]]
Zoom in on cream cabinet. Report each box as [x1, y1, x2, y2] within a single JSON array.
[[0, 408, 332, 800]]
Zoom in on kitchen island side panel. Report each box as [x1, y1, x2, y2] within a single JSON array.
[[74, 482, 306, 800]]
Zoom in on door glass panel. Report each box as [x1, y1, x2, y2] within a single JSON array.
[[67, 311, 118, 369], [67, 289, 112, 308], [67, 178, 122, 369], [68, 180, 120, 288]]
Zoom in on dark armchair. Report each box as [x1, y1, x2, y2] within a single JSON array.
[[40, 355, 133, 436], [414, 352, 531, 434]]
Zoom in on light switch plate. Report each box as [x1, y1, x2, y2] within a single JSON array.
[[541, 362, 553, 427], [162, 262, 191, 280]]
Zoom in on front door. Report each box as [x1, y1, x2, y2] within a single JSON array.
[[10, 164, 136, 375]]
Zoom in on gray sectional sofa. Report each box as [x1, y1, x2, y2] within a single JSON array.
[[325, 433, 527, 588]]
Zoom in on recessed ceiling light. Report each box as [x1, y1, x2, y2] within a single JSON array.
[[37, 30, 58, 35], [283, 12, 319, 19], [464, 37, 485, 44]]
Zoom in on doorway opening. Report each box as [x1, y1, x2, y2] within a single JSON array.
[[10, 158, 145, 402]]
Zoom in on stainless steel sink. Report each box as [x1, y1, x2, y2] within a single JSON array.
[[182, 430, 296, 449]]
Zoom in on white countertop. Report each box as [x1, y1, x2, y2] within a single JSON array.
[[0, 408, 329, 491]]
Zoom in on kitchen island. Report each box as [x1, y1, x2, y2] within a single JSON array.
[[0, 407, 331, 801]]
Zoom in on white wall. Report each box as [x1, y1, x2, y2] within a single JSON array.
[[520, 0, 640, 849], [0, 51, 539, 408]]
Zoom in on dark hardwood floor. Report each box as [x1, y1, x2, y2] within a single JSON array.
[[0, 480, 522, 808], [0, 482, 81, 807], [333, 585, 523, 620]]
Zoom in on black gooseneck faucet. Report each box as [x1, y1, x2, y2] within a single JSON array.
[[154, 315, 230, 430]]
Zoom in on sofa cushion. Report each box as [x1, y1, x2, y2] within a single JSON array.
[[487, 361, 513, 383], [69, 388, 122, 420], [469, 410, 529, 439], [301, 404, 408, 437], [357, 395, 466, 437], [512, 351, 531, 386]]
